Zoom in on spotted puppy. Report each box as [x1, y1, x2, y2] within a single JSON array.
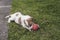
[[5, 12, 34, 31]]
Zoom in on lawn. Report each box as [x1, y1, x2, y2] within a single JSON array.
[[8, 0, 60, 40]]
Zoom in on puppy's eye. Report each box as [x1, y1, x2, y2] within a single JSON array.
[[29, 24, 32, 26]]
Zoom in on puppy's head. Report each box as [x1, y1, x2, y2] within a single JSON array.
[[27, 18, 34, 27], [24, 15, 34, 27]]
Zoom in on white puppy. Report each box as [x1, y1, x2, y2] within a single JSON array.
[[5, 12, 34, 31]]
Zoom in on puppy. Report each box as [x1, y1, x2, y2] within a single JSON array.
[[5, 12, 34, 31]]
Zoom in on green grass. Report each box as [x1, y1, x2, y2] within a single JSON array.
[[8, 0, 60, 40]]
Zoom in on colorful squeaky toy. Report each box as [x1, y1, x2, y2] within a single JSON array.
[[32, 24, 39, 31]]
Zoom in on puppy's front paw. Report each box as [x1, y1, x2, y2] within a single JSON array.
[[29, 29, 31, 31]]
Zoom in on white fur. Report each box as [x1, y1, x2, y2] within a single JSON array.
[[5, 12, 32, 31]]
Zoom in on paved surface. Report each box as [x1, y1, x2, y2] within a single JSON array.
[[0, 0, 11, 40]]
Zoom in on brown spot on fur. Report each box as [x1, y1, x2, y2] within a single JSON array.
[[16, 14, 19, 16], [18, 17, 21, 24]]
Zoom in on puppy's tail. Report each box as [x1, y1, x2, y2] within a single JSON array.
[[5, 15, 11, 18]]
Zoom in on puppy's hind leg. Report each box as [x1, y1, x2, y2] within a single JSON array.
[[8, 18, 14, 23], [5, 15, 11, 19]]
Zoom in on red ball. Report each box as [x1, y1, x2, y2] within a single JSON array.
[[32, 24, 39, 31]]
